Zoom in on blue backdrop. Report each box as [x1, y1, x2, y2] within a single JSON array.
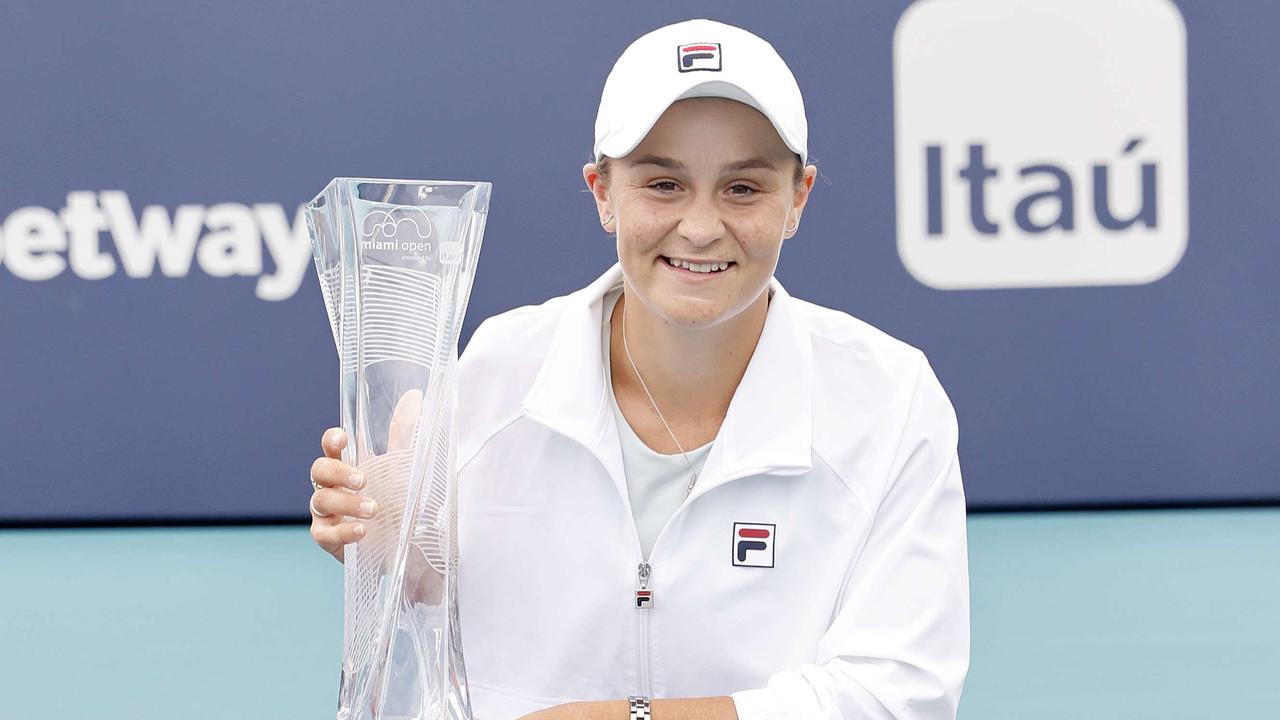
[[1, 0, 1276, 522]]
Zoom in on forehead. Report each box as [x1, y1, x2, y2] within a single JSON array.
[[624, 97, 793, 169]]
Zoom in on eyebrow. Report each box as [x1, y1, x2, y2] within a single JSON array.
[[628, 154, 780, 173]]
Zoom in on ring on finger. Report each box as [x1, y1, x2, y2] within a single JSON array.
[[310, 495, 333, 518], [311, 477, 323, 492]]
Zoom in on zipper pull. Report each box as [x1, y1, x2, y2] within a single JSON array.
[[635, 562, 653, 610]]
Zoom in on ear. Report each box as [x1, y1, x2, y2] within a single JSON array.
[[783, 164, 818, 240], [582, 162, 615, 233]]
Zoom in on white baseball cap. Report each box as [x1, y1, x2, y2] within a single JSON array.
[[593, 18, 808, 165]]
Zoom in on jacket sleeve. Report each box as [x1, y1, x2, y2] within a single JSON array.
[[730, 356, 970, 720]]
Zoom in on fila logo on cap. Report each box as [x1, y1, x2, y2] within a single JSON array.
[[732, 522, 775, 568], [677, 42, 721, 72]]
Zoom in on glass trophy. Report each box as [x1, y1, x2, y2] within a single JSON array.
[[306, 178, 490, 720]]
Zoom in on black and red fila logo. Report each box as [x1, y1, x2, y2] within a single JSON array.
[[732, 522, 775, 568], [677, 42, 722, 73]]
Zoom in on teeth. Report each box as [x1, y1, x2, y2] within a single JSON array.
[[665, 257, 730, 273]]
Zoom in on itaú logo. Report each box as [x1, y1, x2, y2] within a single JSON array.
[[924, 138, 1159, 237], [893, 0, 1187, 289], [0, 191, 313, 301]]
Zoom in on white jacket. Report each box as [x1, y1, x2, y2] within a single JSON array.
[[456, 262, 969, 720]]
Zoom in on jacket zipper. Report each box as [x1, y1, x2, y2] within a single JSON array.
[[525, 408, 789, 700], [635, 561, 653, 696], [630, 469, 730, 698]]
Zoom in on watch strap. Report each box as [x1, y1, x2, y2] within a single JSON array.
[[627, 695, 651, 720]]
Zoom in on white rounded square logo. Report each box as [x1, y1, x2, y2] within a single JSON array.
[[893, 0, 1188, 289]]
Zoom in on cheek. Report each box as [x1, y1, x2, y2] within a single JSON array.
[[616, 210, 670, 252], [732, 215, 787, 260]]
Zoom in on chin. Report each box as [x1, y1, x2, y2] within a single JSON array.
[[656, 298, 733, 329]]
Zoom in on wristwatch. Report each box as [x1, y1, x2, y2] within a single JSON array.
[[627, 695, 651, 720]]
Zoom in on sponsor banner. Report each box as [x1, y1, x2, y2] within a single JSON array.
[[1, 1, 1277, 521], [0, 192, 311, 300], [894, 0, 1188, 289]]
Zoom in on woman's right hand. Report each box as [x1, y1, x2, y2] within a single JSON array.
[[309, 427, 379, 564]]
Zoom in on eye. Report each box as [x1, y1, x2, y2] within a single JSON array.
[[728, 183, 757, 197], [648, 180, 679, 193]]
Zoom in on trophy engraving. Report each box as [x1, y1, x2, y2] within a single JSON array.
[[306, 178, 490, 720]]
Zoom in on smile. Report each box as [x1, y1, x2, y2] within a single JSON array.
[[662, 256, 733, 274]]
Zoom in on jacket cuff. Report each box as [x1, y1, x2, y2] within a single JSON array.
[[730, 688, 788, 720]]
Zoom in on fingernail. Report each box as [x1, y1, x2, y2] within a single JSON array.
[[360, 500, 377, 517], [350, 474, 364, 489], [353, 524, 365, 538]]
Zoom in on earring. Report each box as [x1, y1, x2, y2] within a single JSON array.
[[785, 213, 800, 233], [601, 212, 614, 226]]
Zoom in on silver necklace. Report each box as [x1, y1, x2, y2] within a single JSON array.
[[619, 294, 701, 497]]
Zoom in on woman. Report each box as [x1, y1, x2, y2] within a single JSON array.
[[309, 18, 969, 720]]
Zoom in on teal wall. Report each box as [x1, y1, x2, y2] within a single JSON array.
[[2, 508, 1276, 719]]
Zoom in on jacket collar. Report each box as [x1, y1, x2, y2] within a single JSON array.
[[520, 262, 813, 499]]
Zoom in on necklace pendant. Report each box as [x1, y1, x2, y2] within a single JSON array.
[[686, 471, 698, 495]]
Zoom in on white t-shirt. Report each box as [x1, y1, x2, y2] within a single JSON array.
[[601, 285, 711, 559]]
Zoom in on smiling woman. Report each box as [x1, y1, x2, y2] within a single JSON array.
[[307, 17, 969, 720], [585, 96, 817, 454]]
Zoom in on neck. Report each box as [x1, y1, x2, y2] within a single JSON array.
[[610, 285, 770, 426]]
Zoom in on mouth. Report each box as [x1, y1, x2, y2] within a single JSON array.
[[660, 255, 736, 277]]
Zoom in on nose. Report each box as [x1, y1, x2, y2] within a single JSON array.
[[676, 193, 725, 247]]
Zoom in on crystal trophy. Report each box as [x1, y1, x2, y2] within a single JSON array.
[[306, 178, 490, 720]]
